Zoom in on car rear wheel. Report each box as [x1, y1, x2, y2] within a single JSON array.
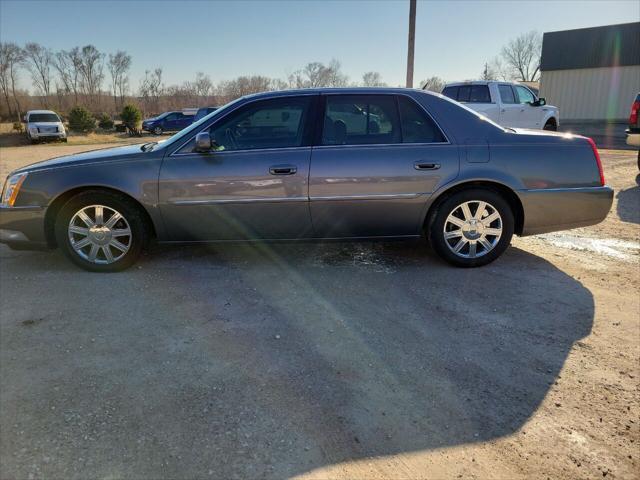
[[153, 126, 163, 135], [55, 191, 147, 272], [428, 189, 514, 267]]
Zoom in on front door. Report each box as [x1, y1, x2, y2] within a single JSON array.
[[514, 84, 541, 128], [309, 94, 459, 238], [159, 95, 316, 240], [497, 84, 522, 128]]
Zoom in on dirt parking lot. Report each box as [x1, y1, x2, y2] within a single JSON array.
[[0, 143, 638, 479]]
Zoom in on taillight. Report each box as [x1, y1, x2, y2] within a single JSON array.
[[586, 137, 605, 186], [630, 100, 640, 125]]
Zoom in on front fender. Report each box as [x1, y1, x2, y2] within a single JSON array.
[[16, 157, 166, 239]]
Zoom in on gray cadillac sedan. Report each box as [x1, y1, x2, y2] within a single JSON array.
[[0, 88, 613, 271]]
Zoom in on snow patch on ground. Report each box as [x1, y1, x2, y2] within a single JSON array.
[[538, 233, 640, 261]]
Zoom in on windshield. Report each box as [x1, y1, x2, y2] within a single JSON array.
[[29, 113, 60, 122], [160, 97, 246, 147]]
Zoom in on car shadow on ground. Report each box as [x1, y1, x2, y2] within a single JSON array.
[[0, 242, 593, 479], [616, 174, 640, 224]]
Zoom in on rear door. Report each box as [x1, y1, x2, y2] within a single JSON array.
[[308, 94, 459, 237], [177, 114, 194, 129], [163, 113, 179, 131], [462, 84, 499, 123], [497, 84, 521, 127]]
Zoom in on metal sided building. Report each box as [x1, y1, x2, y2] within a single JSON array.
[[539, 22, 640, 122]]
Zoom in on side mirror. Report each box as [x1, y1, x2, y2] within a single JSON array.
[[532, 97, 546, 107], [194, 131, 212, 153]]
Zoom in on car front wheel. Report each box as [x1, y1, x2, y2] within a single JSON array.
[[153, 126, 163, 135], [55, 191, 147, 272], [428, 189, 514, 267]]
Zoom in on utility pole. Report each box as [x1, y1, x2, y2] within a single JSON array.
[[406, 0, 417, 88]]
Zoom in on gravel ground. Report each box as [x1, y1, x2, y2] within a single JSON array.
[[0, 144, 638, 479]]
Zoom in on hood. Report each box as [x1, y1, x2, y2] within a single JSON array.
[[14, 143, 149, 174]]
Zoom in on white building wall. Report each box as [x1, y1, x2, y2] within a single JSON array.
[[540, 65, 640, 121]]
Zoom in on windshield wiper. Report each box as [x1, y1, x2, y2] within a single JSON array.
[[140, 141, 158, 152]]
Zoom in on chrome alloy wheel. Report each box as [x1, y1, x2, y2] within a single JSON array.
[[443, 200, 503, 259], [67, 205, 132, 264]]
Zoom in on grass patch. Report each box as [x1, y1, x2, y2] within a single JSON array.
[[0, 123, 170, 148]]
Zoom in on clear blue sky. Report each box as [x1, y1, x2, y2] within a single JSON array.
[[1, 0, 638, 90]]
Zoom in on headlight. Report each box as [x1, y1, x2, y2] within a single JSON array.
[[1, 172, 28, 207], [29, 127, 38, 133]]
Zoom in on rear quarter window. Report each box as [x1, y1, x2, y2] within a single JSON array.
[[398, 96, 446, 143], [442, 86, 458, 100]]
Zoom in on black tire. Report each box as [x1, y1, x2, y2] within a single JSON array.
[[428, 189, 514, 268], [153, 126, 163, 135], [55, 190, 148, 272], [543, 119, 557, 131]]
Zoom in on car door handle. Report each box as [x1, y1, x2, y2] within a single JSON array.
[[269, 165, 297, 175], [414, 162, 440, 170]]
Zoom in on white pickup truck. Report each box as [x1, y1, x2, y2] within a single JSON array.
[[440, 81, 559, 131]]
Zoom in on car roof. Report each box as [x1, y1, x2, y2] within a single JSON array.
[[443, 81, 494, 87], [27, 110, 59, 115], [242, 87, 437, 101]]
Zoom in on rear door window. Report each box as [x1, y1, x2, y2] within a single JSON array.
[[470, 85, 491, 103], [322, 95, 401, 145], [498, 85, 516, 104]]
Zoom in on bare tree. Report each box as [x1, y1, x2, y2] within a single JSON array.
[[53, 48, 82, 105], [139, 68, 164, 114], [324, 59, 348, 87], [290, 60, 348, 89], [362, 71, 386, 87], [217, 75, 277, 101], [301, 62, 326, 88], [77, 45, 104, 107], [501, 31, 542, 82], [22, 43, 54, 107], [193, 72, 213, 101], [420, 76, 445, 92], [0, 42, 25, 121], [481, 56, 511, 81], [108, 51, 131, 112], [0, 44, 15, 119]]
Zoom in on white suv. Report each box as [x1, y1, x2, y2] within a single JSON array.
[[440, 81, 559, 131], [24, 110, 67, 143]]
